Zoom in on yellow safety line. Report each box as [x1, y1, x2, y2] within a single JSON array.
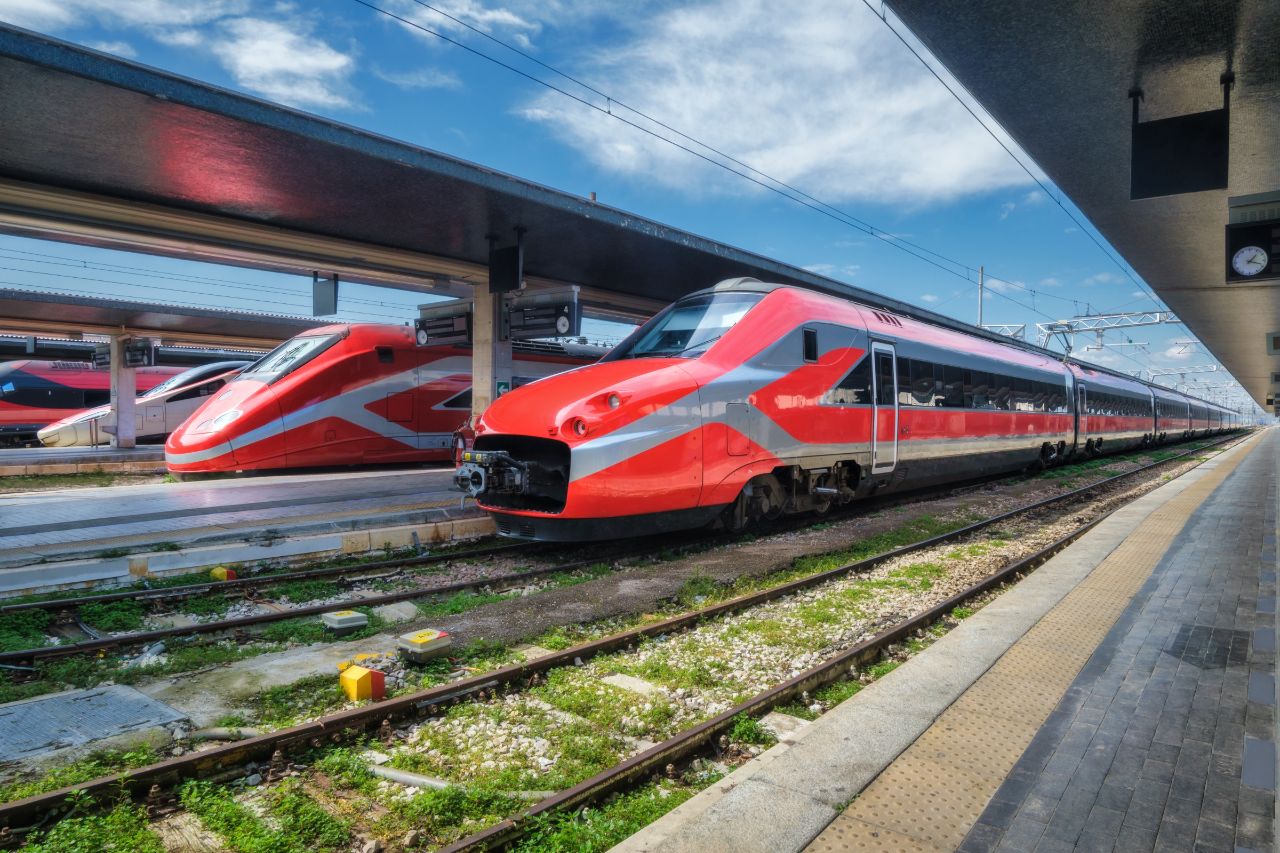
[[806, 436, 1262, 852]]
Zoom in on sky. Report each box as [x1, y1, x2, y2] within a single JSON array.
[[0, 0, 1258, 412]]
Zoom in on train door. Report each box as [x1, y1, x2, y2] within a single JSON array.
[[871, 342, 898, 474], [1076, 383, 1088, 446]]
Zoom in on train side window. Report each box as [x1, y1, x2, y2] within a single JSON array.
[[942, 365, 964, 407], [376, 347, 394, 364], [829, 355, 872, 404], [991, 378, 1012, 410], [84, 390, 110, 406], [968, 371, 992, 408], [802, 328, 818, 363], [171, 385, 205, 402], [876, 352, 896, 406], [909, 359, 936, 406]]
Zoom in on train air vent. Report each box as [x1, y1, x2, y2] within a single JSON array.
[[519, 521, 536, 538], [872, 311, 904, 327], [496, 518, 511, 535]]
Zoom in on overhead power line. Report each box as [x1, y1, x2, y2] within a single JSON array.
[[351, 0, 1086, 311], [858, 0, 1163, 310]]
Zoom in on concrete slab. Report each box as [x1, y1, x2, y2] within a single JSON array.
[[602, 673, 661, 695], [760, 711, 808, 740], [372, 601, 421, 623], [0, 685, 187, 763]]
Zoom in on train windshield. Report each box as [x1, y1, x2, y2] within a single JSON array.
[[241, 335, 338, 382], [142, 361, 248, 398], [607, 292, 763, 360]]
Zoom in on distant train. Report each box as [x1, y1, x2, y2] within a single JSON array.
[[0, 360, 183, 447], [455, 279, 1242, 540], [165, 324, 603, 474], [38, 361, 250, 447]]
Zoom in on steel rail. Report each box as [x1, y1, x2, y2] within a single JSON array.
[[0, 542, 534, 616], [444, 515, 1110, 852], [0, 432, 1245, 830], [0, 554, 611, 667]]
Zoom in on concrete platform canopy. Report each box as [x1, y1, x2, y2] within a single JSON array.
[[0, 22, 1079, 351], [884, 0, 1280, 409]]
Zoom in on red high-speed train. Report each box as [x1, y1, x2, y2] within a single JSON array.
[[0, 360, 183, 446], [165, 324, 603, 474], [456, 279, 1241, 540]]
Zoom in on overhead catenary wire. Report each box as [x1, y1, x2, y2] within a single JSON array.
[[857, 0, 1163, 310], [352, 0, 1082, 309]]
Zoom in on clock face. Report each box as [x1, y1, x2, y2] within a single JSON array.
[[1232, 245, 1269, 277]]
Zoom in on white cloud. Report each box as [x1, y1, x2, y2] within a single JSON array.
[[1082, 272, 1125, 287], [519, 0, 1033, 204], [0, 0, 77, 29], [0, 0, 247, 31], [374, 65, 462, 90], [1039, 277, 1061, 287], [804, 263, 860, 281], [210, 17, 356, 109], [1023, 189, 1045, 205], [86, 40, 136, 57], [920, 293, 939, 303], [153, 28, 203, 47]]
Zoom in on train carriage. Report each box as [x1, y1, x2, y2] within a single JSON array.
[[1067, 364, 1154, 455], [457, 279, 1245, 542], [1152, 384, 1190, 442], [0, 360, 183, 446], [165, 324, 601, 474]]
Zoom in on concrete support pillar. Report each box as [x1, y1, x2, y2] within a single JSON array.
[[471, 287, 513, 420], [109, 335, 137, 449]]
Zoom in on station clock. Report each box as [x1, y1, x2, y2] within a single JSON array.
[[1226, 219, 1280, 282]]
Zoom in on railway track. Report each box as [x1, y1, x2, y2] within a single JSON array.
[[0, 438, 1219, 671], [0, 432, 1244, 844]]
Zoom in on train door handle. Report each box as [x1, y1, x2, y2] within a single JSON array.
[[900, 426, 910, 436]]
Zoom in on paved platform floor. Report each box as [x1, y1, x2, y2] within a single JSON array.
[[0, 466, 476, 565], [0, 445, 165, 468], [952, 433, 1277, 852], [616, 431, 1274, 853], [808, 431, 1276, 852]]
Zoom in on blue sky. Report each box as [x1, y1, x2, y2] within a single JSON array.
[[0, 0, 1256, 411]]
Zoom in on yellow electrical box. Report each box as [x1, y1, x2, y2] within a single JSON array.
[[210, 565, 237, 581], [339, 665, 385, 701]]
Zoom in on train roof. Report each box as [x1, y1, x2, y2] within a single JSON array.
[[698, 279, 1237, 413]]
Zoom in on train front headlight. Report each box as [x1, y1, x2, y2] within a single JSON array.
[[211, 409, 243, 431]]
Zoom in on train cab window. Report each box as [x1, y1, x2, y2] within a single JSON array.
[[441, 388, 472, 410], [376, 347, 394, 364], [802, 329, 818, 363], [84, 389, 109, 406], [242, 334, 340, 383], [607, 291, 763, 360]]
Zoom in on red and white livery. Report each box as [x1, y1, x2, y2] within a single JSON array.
[[456, 279, 1240, 540], [165, 324, 600, 474]]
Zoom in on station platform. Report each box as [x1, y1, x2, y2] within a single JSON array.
[[621, 430, 1276, 853], [0, 467, 488, 593], [0, 444, 165, 475]]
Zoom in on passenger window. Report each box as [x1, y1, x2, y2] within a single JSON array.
[[942, 365, 964, 408], [802, 328, 818, 363], [376, 347, 394, 364], [909, 360, 936, 407], [827, 355, 873, 405]]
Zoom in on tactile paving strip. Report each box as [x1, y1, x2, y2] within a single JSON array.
[[806, 438, 1260, 852]]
